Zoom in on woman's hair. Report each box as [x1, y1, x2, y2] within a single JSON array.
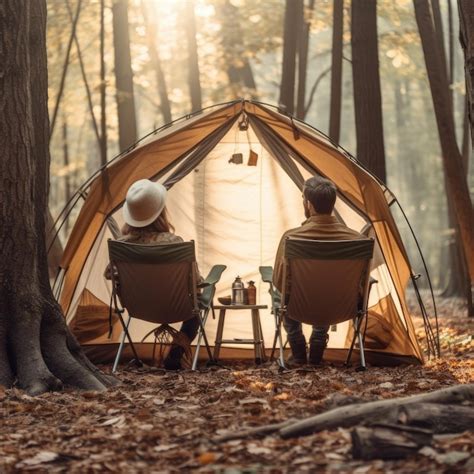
[[121, 206, 175, 236]]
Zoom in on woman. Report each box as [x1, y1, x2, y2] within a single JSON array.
[[106, 179, 200, 370]]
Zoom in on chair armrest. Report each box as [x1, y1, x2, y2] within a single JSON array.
[[198, 265, 226, 310], [259, 266, 273, 284], [197, 265, 227, 288]]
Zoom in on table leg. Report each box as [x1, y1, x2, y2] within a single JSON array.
[[251, 309, 263, 364], [257, 310, 266, 362], [213, 309, 226, 361]]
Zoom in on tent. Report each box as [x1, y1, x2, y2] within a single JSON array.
[[51, 100, 438, 366]]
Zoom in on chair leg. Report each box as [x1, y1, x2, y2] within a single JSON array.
[[345, 320, 358, 367], [197, 314, 214, 364], [276, 312, 286, 369], [192, 307, 210, 371], [357, 323, 367, 371], [112, 314, 131, 373]]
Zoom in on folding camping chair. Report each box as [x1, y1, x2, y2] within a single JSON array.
[[107, 240, 226, 372], [262, 237, 374, 370]]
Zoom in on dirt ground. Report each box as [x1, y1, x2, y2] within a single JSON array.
[[1, 297, 473, 473]]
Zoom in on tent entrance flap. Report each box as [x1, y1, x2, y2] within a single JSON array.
[[57, 100, 430, 366]]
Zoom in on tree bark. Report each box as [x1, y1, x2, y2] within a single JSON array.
[[112, 0, 138, 152], [184, 0, 202, 111], [0, 0, 116, 395], [415, 0, 474, 282], [279, 0, 302, 115], [351, 0, 386, 182], [141, 1, 172, 124], [328, 0, 344, 143]]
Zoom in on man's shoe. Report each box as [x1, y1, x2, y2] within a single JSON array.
[[286, 340, 307, 368], [309, 336, 328, 365]]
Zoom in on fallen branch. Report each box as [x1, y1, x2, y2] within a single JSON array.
[[280, 384, 474, 439], [351, 424, 433, 460], [214, 419, 297, 443]]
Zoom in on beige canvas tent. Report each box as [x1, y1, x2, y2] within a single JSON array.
[[51, 100, 438, 366]]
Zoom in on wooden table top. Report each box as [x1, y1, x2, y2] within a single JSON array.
[[213, 304, 268, 310]]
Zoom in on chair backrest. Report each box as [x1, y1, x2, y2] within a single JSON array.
[[283, 238, 374, 326], [108, 240, 197, 324]]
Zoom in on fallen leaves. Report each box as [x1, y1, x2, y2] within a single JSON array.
[[0, 296, 472, 472]]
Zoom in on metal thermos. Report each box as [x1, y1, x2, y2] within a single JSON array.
[[232, 276, 245, 305]]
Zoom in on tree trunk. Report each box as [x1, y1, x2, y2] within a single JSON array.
[[99, 0, 107, 166], [458, 1, 474, 151], [328, 0, 344, 143], [141, 1, 172, 124], [112, 0, 138, 152], [296, 0, 315, 119], [0, 0, 116, 395], [415, 0, 474, 283], [62, 113, 71, 234], [279, 0, 302, 115], [216, 0, 257, 98], [351, 0, 386, 182], [184, 0, 202, 111]]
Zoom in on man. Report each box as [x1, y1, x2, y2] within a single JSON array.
[[273, 176, 368, 366]]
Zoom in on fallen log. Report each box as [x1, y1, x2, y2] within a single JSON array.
[[395, 403, 474, 433], [351, 424, 433, 460], [280, 384, 474, 439]]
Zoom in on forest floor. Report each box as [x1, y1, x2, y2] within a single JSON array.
[[1, 296, 473, 473]]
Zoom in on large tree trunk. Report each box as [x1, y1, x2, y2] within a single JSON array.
[[112, 0, 138, 152], [279, 0, 302, 115], [0, 0, 116, 395], [351, 0, 386, 182], [141, 1, 172, 124], [458, 0, 474, 152], [415, 0, 474, 283], [328, 0, 344, 143], [431, 0, 472, 312], [184, 0, 202, 111]]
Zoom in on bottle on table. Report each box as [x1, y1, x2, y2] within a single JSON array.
[[247, 280, 256, 305], [231, 276, 245, 305]]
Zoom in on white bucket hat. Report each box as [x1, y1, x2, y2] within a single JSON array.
[[122, 179, 167, 228]]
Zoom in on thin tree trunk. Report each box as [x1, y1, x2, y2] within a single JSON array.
[[296, 0, 315, 119], [0, 0, 116, 395], [216, 0, 257, 98], [328, 0, 344, 142], [99, 0, 107, 166], [49, 0, 82, 139], [184, 0, 202, 111], [141, 1, 172, 124], [279, 0, 302, 115], [415, 0, 474, 283], [351, 0, 386, 182], [62, 113, 71, 233], [112, 0, 138, 152]]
